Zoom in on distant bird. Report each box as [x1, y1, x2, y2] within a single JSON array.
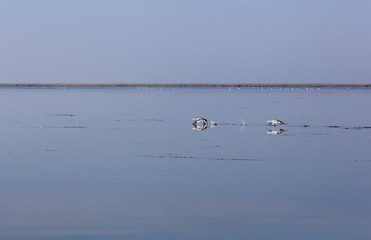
[[192, 117, 208, 126], [266, 119, 287, 126], [209, 120, 217, 127], [192, 117, 208, 131], [266, 129, 287, 135], [192, 117, 217, 131]]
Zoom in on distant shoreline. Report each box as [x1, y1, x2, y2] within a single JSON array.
[[0, 83, 370, 88]]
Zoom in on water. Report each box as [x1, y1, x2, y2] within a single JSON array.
[[0, 88, 370, 240]]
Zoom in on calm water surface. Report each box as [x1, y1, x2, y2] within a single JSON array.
[[0, 88, 370, 240]]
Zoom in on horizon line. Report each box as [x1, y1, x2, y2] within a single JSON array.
[[0, 83, 370, 88]]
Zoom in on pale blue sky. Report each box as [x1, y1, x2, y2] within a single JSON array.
[[0, 0, 370, 83]]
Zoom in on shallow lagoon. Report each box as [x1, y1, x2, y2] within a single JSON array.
[[0, 88, 370, 240]]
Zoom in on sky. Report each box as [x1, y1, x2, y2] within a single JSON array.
[[0, 0, 370, 84]]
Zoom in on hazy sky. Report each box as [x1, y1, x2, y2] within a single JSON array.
[[1, 0, 370, 84]]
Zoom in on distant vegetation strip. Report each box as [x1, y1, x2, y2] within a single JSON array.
[[0, 83, 370, 88]]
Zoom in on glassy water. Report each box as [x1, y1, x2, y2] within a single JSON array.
[[0, 88, 370, 240]]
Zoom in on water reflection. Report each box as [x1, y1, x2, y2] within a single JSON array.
[[266, 129, 287, 135]]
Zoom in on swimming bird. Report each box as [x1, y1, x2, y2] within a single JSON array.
[[266, 119, 287, 126], [192, 117, 217, 131], [192, 117, 208, 131], [209, 120, 217, 127], [192, 117, 208, 126]]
